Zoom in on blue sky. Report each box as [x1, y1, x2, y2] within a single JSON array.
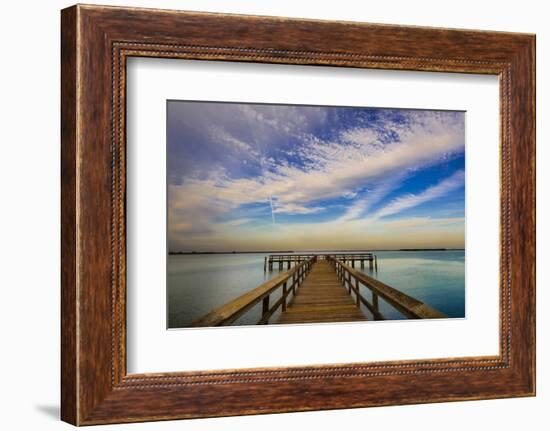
[[167, 101, 465, 252]]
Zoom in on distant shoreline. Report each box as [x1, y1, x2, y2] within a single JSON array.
[[168, 250, 294, 255], [169, 248, 465, 255]]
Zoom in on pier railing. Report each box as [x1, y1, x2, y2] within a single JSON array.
[[266, 252, 377, 271], [192, 256, 317, 327], [265, 254, 315, 271], [328, 257, 446, 320]]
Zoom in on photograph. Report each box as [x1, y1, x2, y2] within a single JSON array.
[[167, 101, 466, 328]]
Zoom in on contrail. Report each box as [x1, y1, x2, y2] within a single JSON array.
[[269, 194, 276, 224]]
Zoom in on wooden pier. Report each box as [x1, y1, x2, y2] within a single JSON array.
[[192, 254, 446, 327], [265, 253, 378, 271]]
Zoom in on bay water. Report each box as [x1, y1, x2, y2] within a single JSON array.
[[167, 250, 465, 328]]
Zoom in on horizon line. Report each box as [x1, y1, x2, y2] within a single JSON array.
[[169, 248, 466, 255]]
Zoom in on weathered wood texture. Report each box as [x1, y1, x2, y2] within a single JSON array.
[[60, 6, 78, 425], [277, 261, 367, 324], [61, 4, 535, 425]]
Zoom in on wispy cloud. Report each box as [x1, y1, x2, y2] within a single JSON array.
[[272, 201, 324, 215], [372, 170, 465, 220], [336, 174, 407, 222]]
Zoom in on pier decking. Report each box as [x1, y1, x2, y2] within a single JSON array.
[[277, 260, 367, 324], [192, 254, 446, 327]]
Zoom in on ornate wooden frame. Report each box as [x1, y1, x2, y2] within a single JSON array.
[[61, 4, 535, 425]]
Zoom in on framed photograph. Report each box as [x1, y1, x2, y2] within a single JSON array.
[[61, 4, 535, 425]]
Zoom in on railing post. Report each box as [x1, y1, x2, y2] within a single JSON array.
[[282, 282, 287, 311], [262, 295, 270, 324], [355, 279, 360, 306], [292, 272, 296, 294], [372, 292, 379, 315]]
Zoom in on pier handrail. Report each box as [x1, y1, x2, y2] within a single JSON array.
[[328, 257, 447, 320], [266, 253, 377, 271], [268, 253, 374, 259], [192, 256, 317, 327]]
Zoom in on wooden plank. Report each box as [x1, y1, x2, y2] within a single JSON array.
[[277, 261, 367, 324]]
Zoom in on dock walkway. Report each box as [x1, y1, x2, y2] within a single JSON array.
[[191, 254, 447, 327], [277, 260, 367, 324]]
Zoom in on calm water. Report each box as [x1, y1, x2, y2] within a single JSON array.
[[167, 251, 465, 328]]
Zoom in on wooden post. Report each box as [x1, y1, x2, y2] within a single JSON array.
[[355, 279, 360, 306], [373, 292, 379, 314], [264, 257, 267, 272], [352, 259, 355, 268], [292, 272, 296, 294], [287, 261, 290, 270], [282, 282, 287, 311], [375, 255, 378, 271], [262, 295, 270, 324], [369, 258, 373, 270]]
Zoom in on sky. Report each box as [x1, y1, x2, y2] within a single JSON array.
[[167, 101, 465, 252]]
